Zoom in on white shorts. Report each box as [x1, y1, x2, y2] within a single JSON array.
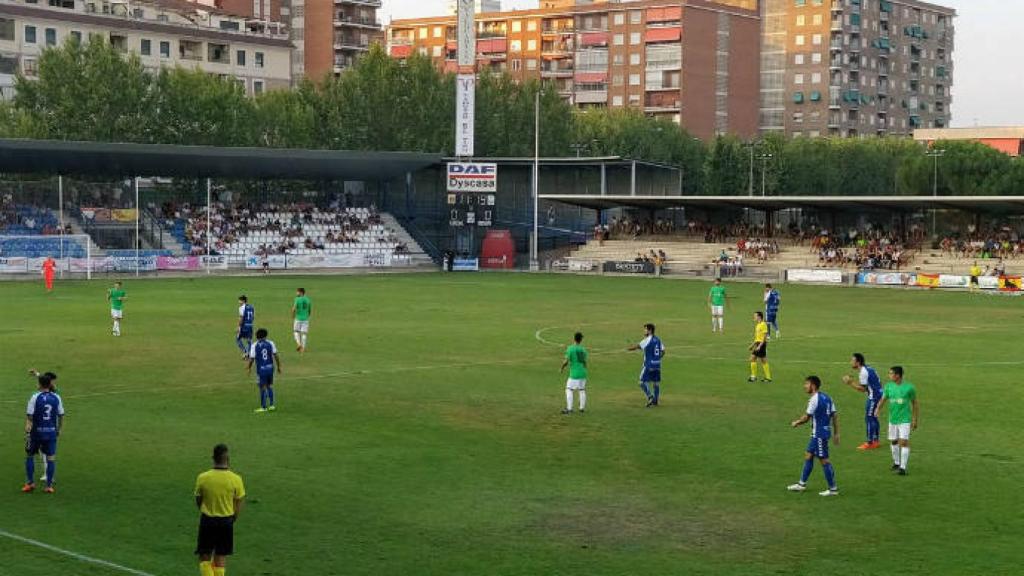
[[566, 378, 587, 390], [711, 305, 724, 316], [293, 320, 309, 333], [888, 423, 911, 441], [111, 309, 123, 319]]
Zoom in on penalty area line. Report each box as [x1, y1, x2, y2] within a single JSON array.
[[0, 529, 157, 576]]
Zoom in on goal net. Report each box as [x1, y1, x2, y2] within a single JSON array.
[[0, 234, 94, 279]]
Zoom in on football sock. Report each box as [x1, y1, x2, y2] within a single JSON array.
[[199, 561, 214, 576], [762, 363, 772, 380], [891, 443, 900, 465], [653, 384, 661, 403], [113, 320, 120, 334], [25, 457, 34, 484], [300, 334, 307, 349], [639, 382, 651, 399], [749, 362, 758, 378], [579, 390, 587, 411], [293, 332, 301, 346], [565, 389, 573, 411], [711, 318, 716, 332], [259, 388, 268, 409], [800, 459, 814, 484], [45, 460, 55, 486], [822, 463, 836, 490], [267, 387, 275, 406], [900, 447, 910, 470]]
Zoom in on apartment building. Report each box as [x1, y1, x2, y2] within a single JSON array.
[[761, 0, 954, 138], [297, 0, 382, 80], [0, 0, 292, 98], [387, 0, 762, 140], [446, 0, 502, 16]]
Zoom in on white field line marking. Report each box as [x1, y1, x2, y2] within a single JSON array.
[[0, 529, 157, 576]]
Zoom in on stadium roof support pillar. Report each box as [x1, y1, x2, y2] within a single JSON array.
[[630, 161, 636, 197], [206, 178, 212, 275], [600, 163, 607, 196]]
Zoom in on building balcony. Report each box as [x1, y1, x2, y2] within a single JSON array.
[[645, 59, 681, 71], [831, 1, 843, 12], [335, 37, 371, 51], [831, 20, 843, 32], [575, 90, 607, 104], [541, 68, 574, 77], [335, 0, 383, 7], [645, 83, 680, 92], [541, 26, 575, 36], [335, 16, 381, 29]]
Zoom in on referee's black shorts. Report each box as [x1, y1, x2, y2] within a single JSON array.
[[753, 342, 768, 359], [195, 515, 234, 556]]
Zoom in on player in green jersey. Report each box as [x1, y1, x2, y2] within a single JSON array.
[[107, 281, 126, 336], [560, 332, 588, 414], [291, 287, 312, 353], [873, 366, 919, 476], [707, 278, 727, 333]]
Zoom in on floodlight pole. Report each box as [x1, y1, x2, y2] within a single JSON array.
[[926, 148, 945, 239], [134, 176, 140, 277], [58, 175, 64, 271], [206, 178, 212, 274], [531, 90, 539, 271]]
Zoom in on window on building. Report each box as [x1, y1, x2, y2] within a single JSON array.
[[511, 59, 521, 71], [510, 40, 521, 52], [527, 39, 536, 51], [255, 52, 264, 68], [432, 45, 442, 57], [236, 50, 246, 66], [630, 53, 640, 65], [613, 54, 623, 65], [796, 15, 805, 26], [629, 32, 640, 44], [418, 27, 427, 39], [613, 34, 624, 45], [795, 34, 804, 46], [612, 74, 623, 86], [812, 34, 822, 45], [811, 72, 821, 83], [813, 14, 822, 25], [21, 57, 38, 77], [629, 73, 640, 85], [629, 10, 641, 24], [253, 80, 264, 95], [795, 73, 804, 84], [511, 21, 521, 33], [0, 18, 13, 41], [794, 54, 804, 65], [812, 52, 822, 63], [44, 28, 56, 46], [70, 30, 81, 43], [24, 25, 36, 44], [527, 20, 537, 32], [160, 41, 170, 58], [526, 58, 537, 70], [613, 13, 624, 26], [612, 95, 623, 106], [141, 39, 151, 56]]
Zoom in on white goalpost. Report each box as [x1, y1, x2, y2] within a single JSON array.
[[0, 234, 94, 280]]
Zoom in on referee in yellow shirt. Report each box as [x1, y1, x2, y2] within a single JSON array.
[[195, 444, 245, 576], [748, 311, 773, 383]]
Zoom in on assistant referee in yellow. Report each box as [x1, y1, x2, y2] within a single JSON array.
[[194, 444, 245, 576]]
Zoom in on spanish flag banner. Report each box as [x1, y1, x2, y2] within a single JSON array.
[[915, 273, 940, 288], [998, 276, 1022, 291]]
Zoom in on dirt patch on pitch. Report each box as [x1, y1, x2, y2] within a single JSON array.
[[530, 495, 774, 554]]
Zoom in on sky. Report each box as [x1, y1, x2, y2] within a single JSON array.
[[380, 0, 1024, 128]]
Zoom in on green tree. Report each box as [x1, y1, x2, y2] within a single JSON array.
[[149, 67, 254, 146], [14, 36, 154, 142]]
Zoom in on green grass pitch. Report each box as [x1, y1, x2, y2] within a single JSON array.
[[1, 273, 1020, 575]]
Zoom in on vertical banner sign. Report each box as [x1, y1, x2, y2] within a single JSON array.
[[457, 0, 475, 67], [455, 0, 475, 157], [455, 74, 475, 157]]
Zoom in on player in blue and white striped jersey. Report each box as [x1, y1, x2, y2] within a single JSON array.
[[788, 376, 840, 497], [842, 352, 884, 450]]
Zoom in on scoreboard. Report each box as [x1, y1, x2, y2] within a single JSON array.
[[448, 192, 495, 227]]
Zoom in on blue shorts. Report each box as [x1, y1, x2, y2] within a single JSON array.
[[766, 313, 777, 324], [26, 435, 57, 457], [806, 437, 830, 459], [865, 398, 880, 418], [640, 367, 661, 383], [257, 371, 274, 386], [238, 326, 253, 339]]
